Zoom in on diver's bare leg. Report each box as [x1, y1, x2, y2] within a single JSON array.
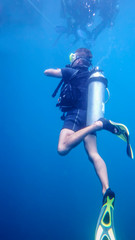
[[84, 134, 109, 194], [58, 120, 103, 155]]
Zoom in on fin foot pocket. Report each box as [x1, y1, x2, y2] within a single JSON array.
[[103, 188, 115, 206]]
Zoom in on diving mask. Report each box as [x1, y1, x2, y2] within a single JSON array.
[[69, 53, 77, 63], [69, 52, 92, 67]]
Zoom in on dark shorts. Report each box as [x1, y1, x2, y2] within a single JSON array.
[[62, 109, 87, 132], [62, 109, 96, 136]]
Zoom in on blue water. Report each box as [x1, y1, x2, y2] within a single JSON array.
[[0, 1, 135, 240]]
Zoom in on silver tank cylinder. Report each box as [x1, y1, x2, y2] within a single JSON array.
[[86, 71, 107, 126]]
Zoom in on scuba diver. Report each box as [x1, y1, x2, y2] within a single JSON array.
[[56, 0, 119, 44], [56, 0, 97, 44], [44, 48, 133, 240]]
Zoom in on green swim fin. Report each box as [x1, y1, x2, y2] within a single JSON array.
[[99, 118, 134, 159], [95, 190, 116, 240], [109, 120, 134, 159]]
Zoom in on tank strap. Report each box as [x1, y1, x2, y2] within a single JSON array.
[[89, 76, 108, 88]]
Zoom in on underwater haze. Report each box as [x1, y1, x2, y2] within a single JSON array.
[[0, 0, 135, 240]]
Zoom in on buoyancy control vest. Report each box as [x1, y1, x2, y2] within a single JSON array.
[[52, 67, 107, 114]]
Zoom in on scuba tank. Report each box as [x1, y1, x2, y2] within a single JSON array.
[[86, 68, 109, 125]]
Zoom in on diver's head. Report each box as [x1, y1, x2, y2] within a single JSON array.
[[69, 48, 92, 68]]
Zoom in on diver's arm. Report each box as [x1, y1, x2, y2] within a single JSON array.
[[44, 68, 62, 78]]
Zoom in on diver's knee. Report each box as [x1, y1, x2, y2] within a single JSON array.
[[57, 145, 69, 156]]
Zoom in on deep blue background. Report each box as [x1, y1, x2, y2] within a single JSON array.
[[0, 0, 135, 239]]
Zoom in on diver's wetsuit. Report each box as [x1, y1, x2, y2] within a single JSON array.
[[61, 67, 101, 132]]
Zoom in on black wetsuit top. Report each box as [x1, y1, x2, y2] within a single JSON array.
[[61, 67, 92, 110]]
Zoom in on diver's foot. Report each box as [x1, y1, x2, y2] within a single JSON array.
[[103, 188, 115, 206], [98, 118, 119, 134]]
